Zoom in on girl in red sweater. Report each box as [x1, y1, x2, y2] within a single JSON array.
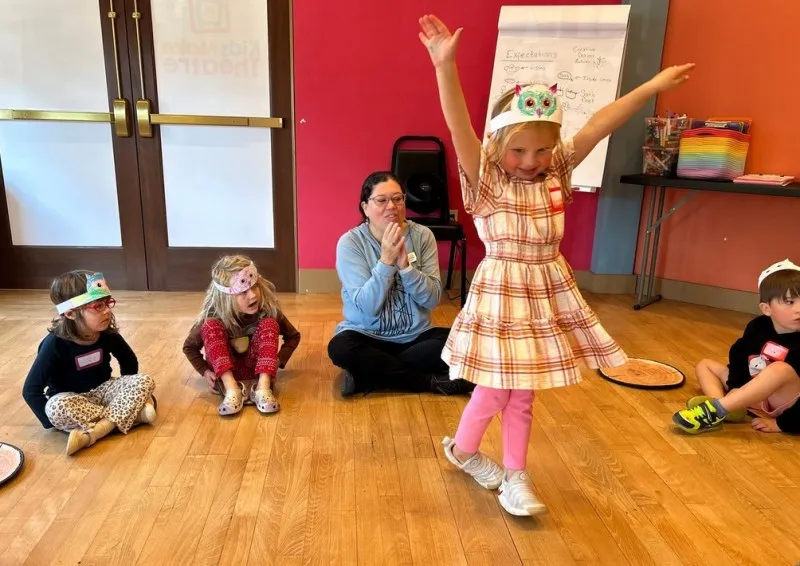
[[190, 255, 284, 416]]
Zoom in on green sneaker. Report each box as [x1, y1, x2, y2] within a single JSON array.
[[687, 396, 747, 423], [673, 400, 725, 434]]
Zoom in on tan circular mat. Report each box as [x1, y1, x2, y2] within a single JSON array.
[[597, 358, 685, 390], [0, 442, 24, 487]]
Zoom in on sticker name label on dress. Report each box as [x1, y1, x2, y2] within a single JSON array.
[[762, 341, 789, 362], [75, 349, 103, 370]]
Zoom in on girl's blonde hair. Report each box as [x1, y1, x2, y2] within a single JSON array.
[[196, 255, 281, 330], [485, 86, 562, 163], [48, 270, 119, 341]]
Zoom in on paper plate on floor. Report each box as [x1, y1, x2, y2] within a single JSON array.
[[597, 358, 685, 389], [0, 442, 24, 487]]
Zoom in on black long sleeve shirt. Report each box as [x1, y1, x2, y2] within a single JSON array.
[[22, 331, 138, 429], [727, 315, 800, 433]]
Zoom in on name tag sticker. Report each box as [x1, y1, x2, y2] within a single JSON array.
[[407, 252, 418, 264], [762, 341, 789, 362], [549, 185, 564, 212], [75, 349, 103, 370]]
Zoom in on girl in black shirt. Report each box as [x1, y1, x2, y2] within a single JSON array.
[[22, 270, 157, 455]]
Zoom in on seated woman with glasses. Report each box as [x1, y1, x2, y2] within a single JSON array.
[[327, 171, 474, 397]]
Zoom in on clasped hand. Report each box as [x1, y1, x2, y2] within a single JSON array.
[[379, 222, 408, 269]]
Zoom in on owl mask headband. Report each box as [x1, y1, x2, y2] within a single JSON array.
[[55, 272, 112, 314], [757, 258, 800, 289], [213, 262, 259, 295], [489, 83, 563, 134]]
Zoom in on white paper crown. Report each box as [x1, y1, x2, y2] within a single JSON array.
[[758, 258, 800, 288], [489, 83, 563, 134]]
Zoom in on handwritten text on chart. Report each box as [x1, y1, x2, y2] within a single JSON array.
[[490, 36, 624, 141], [573, 46, 607, 69], [504, 48, 557, 62]]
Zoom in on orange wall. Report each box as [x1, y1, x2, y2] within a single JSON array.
[[639, 0, 800, 293]]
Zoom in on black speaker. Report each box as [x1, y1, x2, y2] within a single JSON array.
[[391, 136, 450, 224]]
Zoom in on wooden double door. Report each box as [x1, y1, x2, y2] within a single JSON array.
[[0, 0, 295, 291]]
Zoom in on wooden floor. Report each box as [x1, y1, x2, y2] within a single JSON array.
[[0, 290, 799, 565]]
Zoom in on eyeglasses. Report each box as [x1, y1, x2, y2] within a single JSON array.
[[83, 297, 116, 312], [368, 194, 406, 207]]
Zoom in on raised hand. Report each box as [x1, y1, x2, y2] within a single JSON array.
[[380, 223, 404, 266], [649, 63, 695, 93], [418, 14, 462, 67]]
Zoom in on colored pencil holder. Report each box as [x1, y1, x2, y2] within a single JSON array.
[[644, 116, 691, 148], [676, 127, 751, 180], [642, 146, 679, 177]]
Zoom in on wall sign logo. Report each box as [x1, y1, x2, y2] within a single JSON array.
[[190, 0, 230, 34], [160, 0, 262, 77]]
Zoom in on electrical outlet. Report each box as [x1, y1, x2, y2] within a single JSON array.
[[449, 209, 458, 222]]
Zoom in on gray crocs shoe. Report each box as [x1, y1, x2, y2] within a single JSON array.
[[218, 383, 244, 416], [251, 387, 280, 414]]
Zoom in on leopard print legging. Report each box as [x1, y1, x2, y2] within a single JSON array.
[[44, 374, 156, 434]]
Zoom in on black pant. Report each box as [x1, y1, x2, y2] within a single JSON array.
[[327, 327, 451, 393]]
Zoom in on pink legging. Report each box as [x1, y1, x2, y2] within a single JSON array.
[[454, 386, 534, 470]]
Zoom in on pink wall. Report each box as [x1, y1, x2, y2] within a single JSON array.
[[638, 0, 800, 293], [293, 0, 612, 272]]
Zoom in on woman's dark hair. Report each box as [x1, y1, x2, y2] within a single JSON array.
[[359, 171, 402, 222]]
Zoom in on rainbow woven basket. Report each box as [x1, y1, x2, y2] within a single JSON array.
[[676, 127, 750, 180]]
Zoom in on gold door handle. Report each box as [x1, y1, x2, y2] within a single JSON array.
[[0, 109, 111, 122], [134, 104, 282, 136], [130, 0, 281, 138], [107, 0, 130, 137], [135, 102, 282, 137], [151, 114, 282, 128], [0, 107, 132, 136], [0, 1, 132, 136], [131, 0, 152, 137]]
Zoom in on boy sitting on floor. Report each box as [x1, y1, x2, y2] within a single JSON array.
[[673, 259, 800, 434]]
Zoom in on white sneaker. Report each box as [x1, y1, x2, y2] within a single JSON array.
[[498, 471, 547, 517], [441, 436, 504, 490]]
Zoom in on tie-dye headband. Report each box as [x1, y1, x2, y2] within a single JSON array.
[[55, 272, 112, 314], [213, 262, 259, 295]]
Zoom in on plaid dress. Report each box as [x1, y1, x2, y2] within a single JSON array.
[[442, 138, 628, 390]]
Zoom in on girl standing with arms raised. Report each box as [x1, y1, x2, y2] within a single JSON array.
[[418, 14, 693, 516]]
